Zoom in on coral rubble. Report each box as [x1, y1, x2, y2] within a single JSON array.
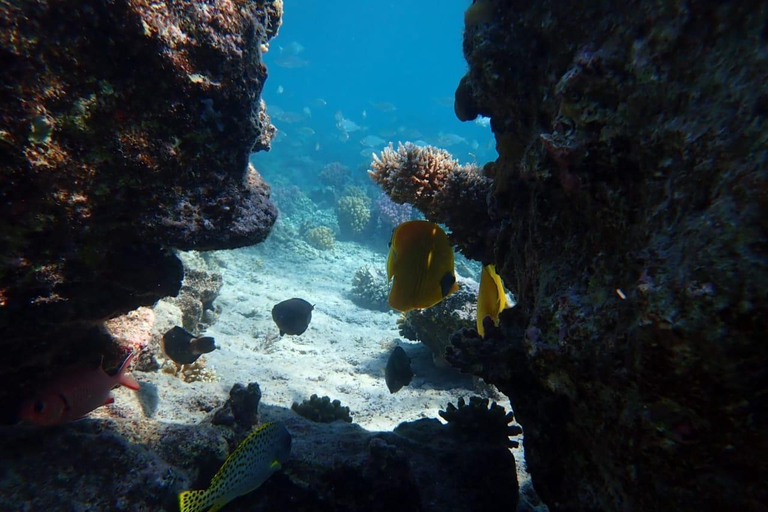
[[0, 0, 281, 422], [430, 2, 768, 511]]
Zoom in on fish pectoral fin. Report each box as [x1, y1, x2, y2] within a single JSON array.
[[270, 460, 282, 471]]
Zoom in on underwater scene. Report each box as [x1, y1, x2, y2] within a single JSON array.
[[1, 1, 766, 512]]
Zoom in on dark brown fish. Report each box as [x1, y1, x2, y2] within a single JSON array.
[[272, 298, 314, 336], [162, 326, 217, 365], [385, 346, 413, 393]]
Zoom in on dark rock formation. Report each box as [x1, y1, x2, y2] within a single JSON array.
[[0, 405, 518, 512], [291, 394, 353, 423], [398, 282, 476, 364], [442, 1, 768, 511], [166, 267, 224, 334], [212, 382, 262, 430], [0, 0, 282, 423]]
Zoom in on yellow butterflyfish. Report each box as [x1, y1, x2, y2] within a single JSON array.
[[387, 220, 459, 312], [477, 264, 506, 337]]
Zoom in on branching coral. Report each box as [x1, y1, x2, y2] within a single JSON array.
[[439, 396, 523, 448], [372, 193, 413, 234], [350, 265, 389, 311], [335, 193, 371, 239], [291, 394, 353, 423], [369, 142, 492, 259], [304, 226, 335, 250]]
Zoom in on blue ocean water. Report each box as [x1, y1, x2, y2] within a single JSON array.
[[255, 0, 495, 185]]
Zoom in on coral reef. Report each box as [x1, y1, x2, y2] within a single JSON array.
[[211, 382, 262, 430], [291, 394, 353, 423], [319, 162, 352, 189], [0, 404, 518, 512], [304, 226, 336, 250], [0, 0, 281, 424], [162, 359, 218, 384], [369, 142, 492, 257], [165, 268, 223, 334], [398, 282, 476, 364], [271, 183, 315, 218], [439, 396, 522, 449], [335, 192, 372, 239], [371, 193, 414, 234], [349, 265, 390, 312], [440, 2, 768, 511]]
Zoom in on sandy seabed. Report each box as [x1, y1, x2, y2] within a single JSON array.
[[113, 218, 530, 487]]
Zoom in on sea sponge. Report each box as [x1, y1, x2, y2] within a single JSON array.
[[291, 394, 353, 423], [350, 265, 389, 311], [368, 143, 492, 258], [335, 194, 371, 238], [304, 226, 336, 250], [439, 396, 523, 448]]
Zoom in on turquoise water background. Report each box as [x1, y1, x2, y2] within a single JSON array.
[[257, 0, 495, 183]]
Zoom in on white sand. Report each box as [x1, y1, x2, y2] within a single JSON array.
[[189, 222, 502, 432], [112, 217, 532, 491]]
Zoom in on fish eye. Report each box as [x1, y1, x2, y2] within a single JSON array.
[[33, 401, 45, 413]]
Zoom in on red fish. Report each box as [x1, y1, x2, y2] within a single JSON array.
[[19, 352, 141, 425]]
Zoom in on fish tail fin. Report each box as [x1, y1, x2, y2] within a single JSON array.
[[116, 351, 141, 390], [179, 490, 212, 512]]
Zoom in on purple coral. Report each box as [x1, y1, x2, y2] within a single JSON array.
[[372, 193, 413, 232]]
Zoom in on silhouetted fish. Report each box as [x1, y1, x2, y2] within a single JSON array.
[[162, 326, 217, 365], [385, 346, 413, 393], [272, 298, 314, 336]]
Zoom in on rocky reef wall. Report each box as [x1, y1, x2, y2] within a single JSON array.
[[0, 0, 282, 423], [442, 1, 767, 511]]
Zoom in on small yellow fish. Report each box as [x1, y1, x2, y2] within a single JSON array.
[[477, 264, 506, 337], [387, 220, 459, 312], [179, 422, 291, 512]]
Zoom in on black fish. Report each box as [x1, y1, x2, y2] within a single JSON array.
[[272, 298, 314, 336], [385, 346, 413, 393], [162, 326, 217, 365]]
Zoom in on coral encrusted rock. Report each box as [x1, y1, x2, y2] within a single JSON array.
[[369, 142, 493, 258], [0, 0, 282, 424], [443, 2, 768, 511], [291, 394, 353, 423]]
